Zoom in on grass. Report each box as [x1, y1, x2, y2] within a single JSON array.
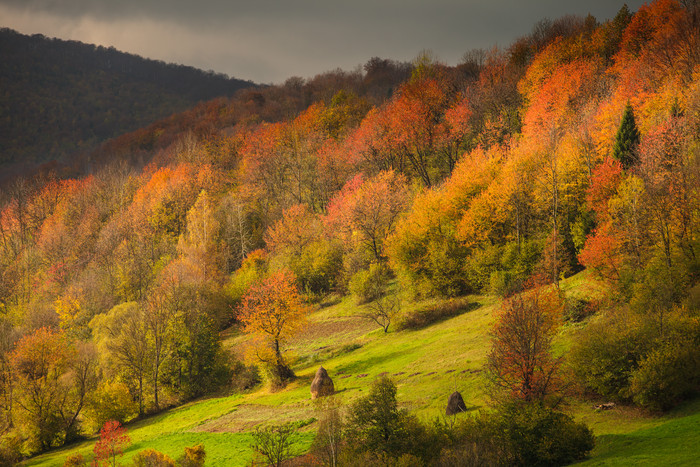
[[24, 272, 700, 466]]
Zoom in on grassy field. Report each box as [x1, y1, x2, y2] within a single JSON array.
[[25, 271, 700, 466]]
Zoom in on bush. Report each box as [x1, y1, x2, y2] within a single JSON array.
[[62, 453, 86, 466], [349, 264, 389, 304], [229, 358, 261, 392], [493, 403, 595, 466], [132, 449, 177, 466], [0, 433, 23, 466], [180, 444, 206, 467], [437, 403, 594, 466], [629, 339, 700, 411], [344, 376, 433, 461], [569, 308, 652, 400], [397, 297, 474, 330], [85, 381, 138, 432], [563, 297, 598, 322], [290, 239, 344, 300]]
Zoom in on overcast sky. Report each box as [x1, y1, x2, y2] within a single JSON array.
[[0, 0, 646, 84]]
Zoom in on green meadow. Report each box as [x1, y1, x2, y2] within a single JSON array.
[[25, 271, 700, 466]]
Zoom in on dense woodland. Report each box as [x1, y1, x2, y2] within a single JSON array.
[[0, 28, 254, 176], [1, 0, 700, 463]]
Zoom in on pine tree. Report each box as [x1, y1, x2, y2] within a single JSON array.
[[612, 103, 640, 169]]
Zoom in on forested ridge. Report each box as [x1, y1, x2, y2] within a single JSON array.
[[0, 28, 254, 177], [1, 1, 700, 464]]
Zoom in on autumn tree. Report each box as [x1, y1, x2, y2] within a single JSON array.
[[9, 328, 87, 451], [93, 420, 130, 467], [326, 171, 410, 263], [238, 269, 310, 386], [91, 303, 150, 416], [486, 285, 564, 404]]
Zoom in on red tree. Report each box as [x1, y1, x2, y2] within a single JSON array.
[[93, 420, 131, 467]]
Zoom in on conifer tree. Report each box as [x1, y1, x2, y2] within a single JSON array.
[[612, 103, 640, 169]]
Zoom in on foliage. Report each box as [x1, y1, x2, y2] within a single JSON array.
[[238, 269, 310, 386], [396, 297, 474, 330], [131, 449, 177, 467], [180, 444, 206, 467], [348, 263, 390, 304], [485, 402, 595, 466], [629, 339, 700, 411], [250, 423, 300, 467], [486, 286, 564, 404], [85, 381, 138, 433], [344, 376, 429, 460], [569, 307, 652, 401], [62, 453, 87, 467], [612, 103, 640, 169], [571, 304, 700, 410], [93, 420, 130, 467], [310, 397, 344, 467]]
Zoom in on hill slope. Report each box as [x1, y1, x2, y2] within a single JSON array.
[[23, 272, 700, 466], [0, 28, 254, 172]]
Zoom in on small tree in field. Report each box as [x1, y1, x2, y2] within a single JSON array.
[[486, 285, 564, 404], [250, 423, 299, 467], [239, 269, 310, 386], [93, 420, 130, 467]]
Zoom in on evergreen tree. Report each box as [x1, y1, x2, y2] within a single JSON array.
[[612, 103, 640, 169]]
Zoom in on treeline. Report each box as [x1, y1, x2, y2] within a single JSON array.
[[0, 28, 254, 172], [0, 0, 699, 461]]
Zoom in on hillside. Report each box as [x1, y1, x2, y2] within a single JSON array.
[[23, 272, 700, 466], [0, 28, 254, 175], [0, 0, 699, 465]]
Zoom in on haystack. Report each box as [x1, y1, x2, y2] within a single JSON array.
[[446, 391, 467, 415], [310, 366, 335, 399]]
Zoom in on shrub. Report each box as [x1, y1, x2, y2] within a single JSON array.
[[0, 433, 23, 466], [180, 444, 206, 467], [229, 358, 261, 392], [349, 264, 389, 304], [491, 402, 595, 466], [629, 339, 700, 411], [397, 297, 474, 330], [344, 376, 432, 461], [289, 239, 344, 300], [563, 297, 598, 322], [62, 453, 87, 466], [132, 449, 177, 466], [569, 308, 652, 400], [310, 397, 343, 466], [85, 381, 138, 432]]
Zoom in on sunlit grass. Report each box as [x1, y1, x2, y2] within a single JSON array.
[[24, 272, 700, 466]]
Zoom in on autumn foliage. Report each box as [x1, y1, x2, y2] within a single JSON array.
[[93, 420, 130, 467], [0, 0, 698, 456]]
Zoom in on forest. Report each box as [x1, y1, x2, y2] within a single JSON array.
[[0, 28, 254, 177], [1, 0, 700, 465]]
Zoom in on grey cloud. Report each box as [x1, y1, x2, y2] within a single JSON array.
[[0, 0, 647, 83]]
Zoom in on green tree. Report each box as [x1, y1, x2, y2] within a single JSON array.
[[612, 103, 640, 169], [344, 376, 423, 458]]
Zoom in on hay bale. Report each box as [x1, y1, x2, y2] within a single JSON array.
[[446, 391, 467, 415], [310, 366, 335, 399]]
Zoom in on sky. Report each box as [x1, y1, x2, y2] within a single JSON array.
[[0, 0, 647, 84]]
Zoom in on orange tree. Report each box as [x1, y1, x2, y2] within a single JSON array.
[[238, 269, 310, 385], [486, 283, 564, 404]]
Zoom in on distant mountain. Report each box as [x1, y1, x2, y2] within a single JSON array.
[[0, 28, 255, 173]]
